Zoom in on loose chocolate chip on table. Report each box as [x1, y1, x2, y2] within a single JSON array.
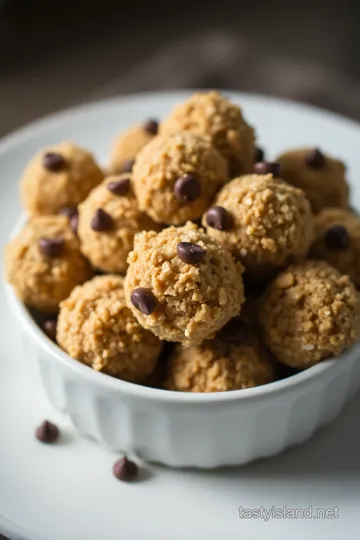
[[35, 420, 59, 443], [120, 159, 135, 173], [43, 152, 66, 172], [324, 225, 350, 250], [219, 317, 250, 343], [177, 242, 207, 265], [143, 118, 159, 135], [254, 161, 281, 177], [130, 287, 157, 315], [107, 177, 130, 196], [255, 147, 265, 163], [206, 206, 233, 231], [43, 319, 57, 342], [305, 148, 326, 169], [59, 206, 78, 219], [39, 237, 65, 258], [173, 174, 201, 202], [113, 457, 138, 482], [91, 208, 113, 232]]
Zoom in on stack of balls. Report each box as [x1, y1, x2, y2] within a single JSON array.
[[5, 91, 360, 392]]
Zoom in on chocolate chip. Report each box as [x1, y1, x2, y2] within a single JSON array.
[[305, 148, 326, 169], [107, 177, 130, 196], [255, 147, 265, 163], [113, 457, 138, 482], [130, 287, 157, 315], [254, 161, 281, 177], [174, 174, 201, 202], [205, 206, 233, 231], [324, 225, 350, 250], [39, 237, 64, 258], [70, 213, 79, 235], [35, 420, 59, 443], [59, 206, 77, 219], [177, 242, 207, 265], [219, 317, 250, 343], [120, 159, 135, 173], [43, 319, 57, 341], [143, 118, 159, 135], [43, 152, 66, 172], [91, 209, 113, 232]]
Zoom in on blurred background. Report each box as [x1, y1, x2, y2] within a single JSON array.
[[1, 0, 360, 137]]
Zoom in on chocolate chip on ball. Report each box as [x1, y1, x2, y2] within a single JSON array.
[[177, 242, 207, 265], [305, 148, 326, 169], [131, 287, 157, 315], [43, 152, 66, 172], [143, 119, 159, 135], [254, 161, 281, 177], [39, 237, 65, 258], [324, 225, 350, 250], [120, 159, 136, 173], [205, 206, 233, 231], [173, 174, 201, 202], [91, 209, 113, 232], [107, 177, 130, 196], [43, 319, 57, 341]]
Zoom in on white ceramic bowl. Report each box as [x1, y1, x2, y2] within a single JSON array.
[[5, 266, 360, 468]]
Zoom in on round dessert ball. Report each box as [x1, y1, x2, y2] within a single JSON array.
[[309, 207, 360, 287], [5, 215, 93, 313], [124, 222, 244, 346], [20, 141, 104, 215], [202, 174, 313, 278], [57, 275, 162, 381], [160, 91, 256, 176], [259, 261, 360, 369], [132, 131, 227, 225], [77, 174, 160, 273], [276, 147, 349, 214], [110, 120, 158, 174], [165, 323, 275, 392]]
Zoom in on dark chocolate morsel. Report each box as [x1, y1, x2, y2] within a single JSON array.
[[113, 457, 138, 481], [120, 159, 135, 173], [35, 420, 59, 443], [130, 287, 157, 315], [91, 209, 113, 232], [43, 152, 66, 172], [305, 148, 326, 169], [324, 225, 350, 250], [39, 237, 65, 258], [59, 206, 77, 219], [107, 177, 130, 196], [177, 242, 207, 265], [143, 119, 159, 135], [254, 161, 281, 177], [43, 319, 57, 342], [205, 206, 233, 231], [173, 174, 201, 202]]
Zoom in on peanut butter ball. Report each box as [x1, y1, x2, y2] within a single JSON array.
[[20, 141, 104, 215], [110, 120, 158, 174], [203, 174, 313, 278], [57, 275, 162, 381], [124, 222, 244, 346], [276, 147, 349, 213], [132, 131, 227, 225], [161, 91, 256, 176], [259, 261, 360, 369]]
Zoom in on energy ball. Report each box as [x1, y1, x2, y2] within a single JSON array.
[[276, 147, 349, 213], [132, 131, 227, 225], [165, 323, 275, 392], [124, 222, 244, 346], [203, 174, 313, 278], [161, 91, 256, 176], [259, 261, 360, 369], [110, 120, 158, 174], [20, 141, 104, 215], [57, 275, 162, 381], [309, 207, 360, 287], [5, 215, 93, 313], [78, 174, 160, 273]]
